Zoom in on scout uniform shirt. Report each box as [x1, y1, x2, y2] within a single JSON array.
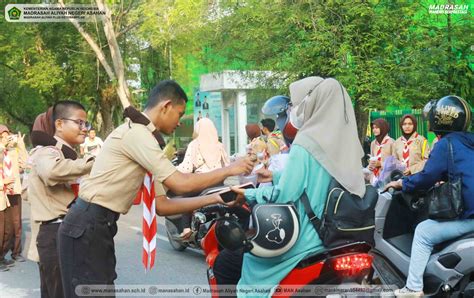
[[0, 146, 10, 211], [370, 135, 394, 174], [1, 137, 28, 196], [79, 117, 177, 214], [392, 133, 430, 175], [28, 138, 94, 222]]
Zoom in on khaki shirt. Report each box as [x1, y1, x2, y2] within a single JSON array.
[[370, 136, 394, 169], [28, 139, 94, 221], [0, 145, 9, 211], [3, 144, 28, 195], [393, 133, 430, 175], [0, 168, 9, 211], [79, 119, 177, 214]]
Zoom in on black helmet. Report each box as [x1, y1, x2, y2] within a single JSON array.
[[215, 204, 299, 258], [423, 95, 472, 133], [261, 95, 291, 132], [215, 218, 251, 251]]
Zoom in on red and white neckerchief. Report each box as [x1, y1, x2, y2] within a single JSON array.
[[401, 132, 418, 168], [373, 137, 390, 177], [135, 173, 157, 271], [2, 150, 14, 195]]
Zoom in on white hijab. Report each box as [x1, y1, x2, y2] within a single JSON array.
[[193, 118, 228, 169], [291, 77, 366, 197]]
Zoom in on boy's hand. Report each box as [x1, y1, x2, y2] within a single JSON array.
[[228, 157, 254, 176], [17, 132, 26, 147]]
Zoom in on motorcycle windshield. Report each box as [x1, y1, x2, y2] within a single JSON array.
[[375, 156, 406, 190]]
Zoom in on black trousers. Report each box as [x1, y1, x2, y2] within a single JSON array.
[[213, 248, 244, 284], [37, 222, 63, 298], [213, 248, 244, 298], [58, 199, 119, 298]]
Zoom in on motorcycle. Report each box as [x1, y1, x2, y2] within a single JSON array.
[[165, 184, 251, 251], [164, 186, 229, 251], [368, 171, 474, 297], [201, 204, 375, 297]]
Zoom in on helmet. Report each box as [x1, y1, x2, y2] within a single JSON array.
[[215, 218, 250, 251], [261, 95, 298, 144], [215, 204, 299, 258], [261, 95, 291, 131], [423, 95, 472, 133]]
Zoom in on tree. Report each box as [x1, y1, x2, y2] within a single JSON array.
[[56, 0, 124, 136], [196, 0, 473, 141]]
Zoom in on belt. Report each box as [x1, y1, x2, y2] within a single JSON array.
[[73, 198, 120, 222], [41, 216, 64, 225]]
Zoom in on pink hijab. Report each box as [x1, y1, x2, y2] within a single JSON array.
[[192, 118, 229, 169]]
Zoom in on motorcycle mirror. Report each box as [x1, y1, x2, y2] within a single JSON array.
[[215, 218, 247, 251]]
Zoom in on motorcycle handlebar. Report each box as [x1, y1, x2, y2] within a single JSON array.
[[199, 204, 228, 214], [390, 190, 425, 211]]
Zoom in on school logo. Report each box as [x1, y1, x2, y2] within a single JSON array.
[[8, 7, 21, 20]]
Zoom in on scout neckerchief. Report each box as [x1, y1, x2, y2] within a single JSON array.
[[2, 149, 14, 195], [124, 106, 164, 272], [401, 132, 418, 168], [373, 136, 390, 177]]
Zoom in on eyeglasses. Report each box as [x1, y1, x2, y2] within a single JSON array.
[[61, 118, 91, 130]]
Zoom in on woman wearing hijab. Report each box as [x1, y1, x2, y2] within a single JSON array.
[[176, 118, 230, 237], [368, 118, 394, 181], [231, 77, 366, 296], [392, 114, 429, 176], [177, 118, 230, 174]]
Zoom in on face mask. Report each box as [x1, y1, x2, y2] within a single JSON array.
[[289, 105, 305, 129], [289, 79, 326, 130]]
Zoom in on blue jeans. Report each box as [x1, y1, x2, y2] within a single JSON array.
[[406, 218, 474, 291]]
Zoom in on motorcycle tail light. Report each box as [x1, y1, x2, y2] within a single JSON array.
[[330, 253, 372, 276]]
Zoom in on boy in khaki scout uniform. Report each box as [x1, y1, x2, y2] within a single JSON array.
[[58, 80, 253, 298], [0, 142, 14, 272], [392, 114, 430, 175], [0, 125, 28, 264], [29, 101, 94, 298]]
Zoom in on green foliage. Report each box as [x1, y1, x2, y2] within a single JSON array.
[[190, 0, 473, 138]]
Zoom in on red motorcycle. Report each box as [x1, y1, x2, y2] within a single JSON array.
[[200, 204, 373, 298]]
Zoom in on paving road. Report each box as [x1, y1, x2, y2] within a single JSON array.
[[0, 202, 211, 298]]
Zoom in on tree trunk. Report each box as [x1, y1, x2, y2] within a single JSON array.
[[99, 85, 118, 137], [59, 0, 131, 110], [354, 100, 370, 145], [96, 0, 131, 109]]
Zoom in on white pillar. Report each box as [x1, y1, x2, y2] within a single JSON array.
[[221, 92, 231, 155], [236, 91, 248, 155]]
